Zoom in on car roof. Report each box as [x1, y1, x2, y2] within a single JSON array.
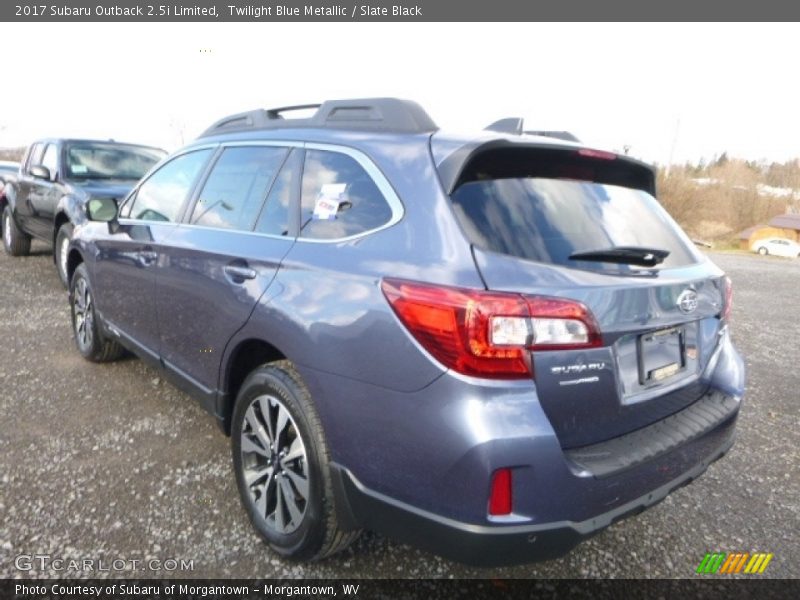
[[194, 97, 590, 151], [189, 97, 656, 195], [198, 98, 437, 138]]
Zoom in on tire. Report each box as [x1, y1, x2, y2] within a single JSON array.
[[69, 263, 124, 362], [232, 360, 360, 561], [2, 205, 31, 256], [757, 247, 767, 255], [55, 222, 74, 288]]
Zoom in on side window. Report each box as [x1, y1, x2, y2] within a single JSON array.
[[126, 150, 212, 223], [299, 150, 393, 240], [41, 144, 59, 178], [26, 143, 45, 174], [254, 148, 300, 236], [191, 146, 288, 231]]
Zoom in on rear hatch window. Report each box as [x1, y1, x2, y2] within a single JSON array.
[[448, 147, 699, 272]]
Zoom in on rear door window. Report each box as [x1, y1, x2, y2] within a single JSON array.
[[190, 146, 289, 231], [254, 148, 300, 237], [298, 149, 393, 240]]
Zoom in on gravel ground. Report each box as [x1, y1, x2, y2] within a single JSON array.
[[0, 245, 797, 579]]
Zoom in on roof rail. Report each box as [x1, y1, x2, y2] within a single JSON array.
[[484, 117, 580, 142], [265, 104, 322, 119], [199, 97, 438, 138]]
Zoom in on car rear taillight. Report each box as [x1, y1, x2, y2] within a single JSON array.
[[721, 276, 733, 321], [488, 468, 513, 516], [381, 279, 601, 380]]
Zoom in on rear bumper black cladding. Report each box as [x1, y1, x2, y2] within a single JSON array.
[[564, 390, 739, 478], [331, 394, 739, 567]]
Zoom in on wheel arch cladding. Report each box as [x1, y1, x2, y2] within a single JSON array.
[[53, 211, 70, 246], [66, 248, 84, 287], [221, 338, 287, 435]]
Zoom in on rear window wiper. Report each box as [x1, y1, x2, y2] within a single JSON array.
[[569, 246, 670, 267]]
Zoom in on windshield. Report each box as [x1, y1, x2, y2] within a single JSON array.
[[450, 178, 699, 271], [65, 142, 165, 181]]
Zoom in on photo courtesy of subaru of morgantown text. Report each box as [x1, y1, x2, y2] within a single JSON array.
[[16, 98, 743, 566]]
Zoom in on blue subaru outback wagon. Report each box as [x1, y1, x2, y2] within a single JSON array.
[[67, 98, 744, 565]]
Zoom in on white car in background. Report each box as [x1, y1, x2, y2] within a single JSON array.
[[751, 238, 800, 258]]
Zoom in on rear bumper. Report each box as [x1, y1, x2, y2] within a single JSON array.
[[332, 424, 736, 567], [564, 390, 740, 478], [301, 333, 744, 566]]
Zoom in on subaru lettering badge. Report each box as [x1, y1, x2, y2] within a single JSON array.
[[677, 289, 698, 314]]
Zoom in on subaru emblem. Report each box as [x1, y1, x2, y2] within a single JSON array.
[[677, 289, 698, 314]]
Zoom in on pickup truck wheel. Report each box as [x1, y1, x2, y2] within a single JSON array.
[[56, 223, 74, 288], [232, 361, 360, 561], [3, 206, 32, 256], [69, 263, 124, 362]]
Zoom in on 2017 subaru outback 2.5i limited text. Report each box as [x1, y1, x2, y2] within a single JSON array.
[[67, 98, 744, 566]]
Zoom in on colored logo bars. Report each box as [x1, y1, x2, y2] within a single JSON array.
[[696, 552, 774, 574]]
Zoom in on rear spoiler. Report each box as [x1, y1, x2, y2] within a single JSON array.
[[433, 139, 656, 196]]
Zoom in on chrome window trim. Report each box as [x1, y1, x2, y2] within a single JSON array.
[[166, 221, 292, 242], [218, 140, 305, 149], [117, 218, 180, 228], [120, 140, 404, 244], [113, 218, 290, 245], [297, 142, 404, 244]]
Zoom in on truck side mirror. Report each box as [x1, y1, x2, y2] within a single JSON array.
[[87, 197, 119, 227], [29, 165, 51, 181]]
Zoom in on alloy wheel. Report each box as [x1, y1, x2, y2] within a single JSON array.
[[240, 394, 309, 535], [73, 277, 94, 350], [59, 234, 70, 282]]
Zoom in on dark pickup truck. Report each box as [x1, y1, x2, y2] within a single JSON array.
[[1, 138, 165, 285]]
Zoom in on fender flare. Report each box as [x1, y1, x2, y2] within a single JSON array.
[[2, 178, 19, 212], [51, 194, 89, 265]]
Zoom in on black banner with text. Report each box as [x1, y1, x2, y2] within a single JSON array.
[[4, 579, 799, 600], [3, 0, 800, 22]]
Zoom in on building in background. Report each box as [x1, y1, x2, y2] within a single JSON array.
[[739, 213, 800, 250]]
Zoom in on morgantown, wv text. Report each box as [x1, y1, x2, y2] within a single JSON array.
[[16, 583, 360, 597]]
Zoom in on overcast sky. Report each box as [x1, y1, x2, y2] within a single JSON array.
[[1, 22, 798, 165]]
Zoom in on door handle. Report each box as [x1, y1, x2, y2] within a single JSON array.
[[224, 264, 257, 282]]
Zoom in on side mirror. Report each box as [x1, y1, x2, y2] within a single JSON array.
[[87, 197, 119, 223], [29, 165, 51, 181]]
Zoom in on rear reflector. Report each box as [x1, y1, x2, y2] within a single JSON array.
[[721, 276, 733, 321], [381, 278, 601, 379], [488, 468, 513, 516]]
